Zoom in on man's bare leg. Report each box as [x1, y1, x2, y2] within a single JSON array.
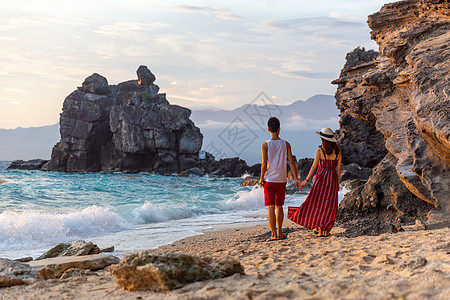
[[268, 205, 277, 240], [276, 205, 286, 239]]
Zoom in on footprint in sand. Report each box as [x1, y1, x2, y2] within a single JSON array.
[[361, 254, 377, 264], [397, 256, 427, 270], [358, 264, 372, 272], [372, 254, 395, 265]]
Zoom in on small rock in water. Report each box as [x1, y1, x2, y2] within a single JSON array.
[[6, 159, 48, 170], [14, 257, 33, 263], [109, 251, 245, 291], [240, 177, 259, 187], [100, 246, 115, 253]]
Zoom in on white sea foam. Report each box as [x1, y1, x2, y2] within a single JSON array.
[[338, 186, 351, 202], [220, 186, 265, 210], [240, 172, 251, 179], [0, 206, 128, 251], [132, 201, 194, 224]]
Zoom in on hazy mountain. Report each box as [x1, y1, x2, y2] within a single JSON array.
[[190, 94, 339, 165], [0, 124, 59, 161], [0, 94, 339, 165], [191, 94, 338, 127]]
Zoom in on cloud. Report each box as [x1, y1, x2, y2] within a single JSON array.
[[0, 17, 47, 30], [261, 16, 365, 34], [273, 70, 336, 80], [195, 120, 231, 129], [40, 17, 88, 26], [94, 22, 168, 40], [0, 36, 16, 41], [175, 5, 240, 20], [283, 114, 339, 131], [4, 88, 26, 94]]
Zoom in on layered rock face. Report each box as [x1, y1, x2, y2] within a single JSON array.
[[47, 66, 203, 173], [334, 0, 450, 232]]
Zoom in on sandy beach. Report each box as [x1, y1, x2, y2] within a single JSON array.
[[1, 220, 449, 300]]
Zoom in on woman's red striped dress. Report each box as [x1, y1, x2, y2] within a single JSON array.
[[288, 157, 339, 232]]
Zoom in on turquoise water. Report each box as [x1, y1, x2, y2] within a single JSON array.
[[0, 161, 347, 259], [0, 162, 292, 258]]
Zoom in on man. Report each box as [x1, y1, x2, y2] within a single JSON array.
[[259, 117, 300, 241]]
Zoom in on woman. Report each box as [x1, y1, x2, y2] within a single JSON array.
[[287, 128, 342, 237]]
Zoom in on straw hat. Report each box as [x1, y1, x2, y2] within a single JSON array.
[[316, 127, 337, 142]]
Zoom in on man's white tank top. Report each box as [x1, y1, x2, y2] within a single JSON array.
[[264, 139, 287, 183]]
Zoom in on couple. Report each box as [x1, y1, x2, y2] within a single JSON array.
[[258, 117, 341, 240]]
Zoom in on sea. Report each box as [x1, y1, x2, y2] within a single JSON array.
[[0, 161, 348, 259]]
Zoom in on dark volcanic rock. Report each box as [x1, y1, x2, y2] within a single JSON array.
[[333, 0, 450, 235], [47, 66, 203, 174], [136, 65, 156, 86], [6, 159, 49, 170], [81, 73, 110, 95]]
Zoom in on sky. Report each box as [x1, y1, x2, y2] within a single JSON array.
[[0, 0, 389, 129]]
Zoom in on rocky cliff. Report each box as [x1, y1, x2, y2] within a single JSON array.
[[333, 0, 450, 235], [47, 66, 203, 174]]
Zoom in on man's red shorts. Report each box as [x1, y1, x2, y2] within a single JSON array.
[[264, 181, 287, 206]]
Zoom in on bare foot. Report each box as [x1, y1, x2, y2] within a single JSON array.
[[316, 227, 323, 237], [266, 236, 278, 242], [277, 233, 287, 240]]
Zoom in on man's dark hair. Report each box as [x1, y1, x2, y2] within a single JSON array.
[[267, 117, 280, 133]]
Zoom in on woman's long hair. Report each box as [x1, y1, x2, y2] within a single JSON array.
[[321, 138, 340, 157]]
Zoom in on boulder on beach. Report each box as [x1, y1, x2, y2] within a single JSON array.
[[29, 254, 120, 279], [109, 251, 244, 291], [36, 241, 101, 260], [0, 259, 36, 288], [0, 253, 119, 288]]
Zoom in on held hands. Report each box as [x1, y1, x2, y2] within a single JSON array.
[[294, 179, 301, 190], [298, 180, 308, 190], [259, 178, 265, 187]]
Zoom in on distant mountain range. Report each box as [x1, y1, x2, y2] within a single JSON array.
[[191, 94, 339, 164], [0, 94, 339, 164], [191, 94, 338, 129], [0, 124, 60, 161]]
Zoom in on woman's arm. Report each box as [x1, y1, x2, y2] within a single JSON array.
[[259, 142, 268, 186], [301, 148, 321, 188]]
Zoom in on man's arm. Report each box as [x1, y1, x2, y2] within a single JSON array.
[[259, 142, 268, 186], [286, 142, 301, 189]]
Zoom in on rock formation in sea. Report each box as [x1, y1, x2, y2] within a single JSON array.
[[46, 66, 203, 174], [6, 159, 49, 170], [333, 0, 450, 235]]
